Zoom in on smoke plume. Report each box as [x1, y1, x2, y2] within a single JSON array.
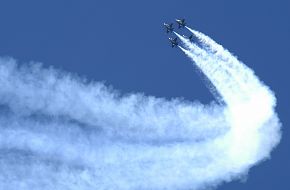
[[0, 28, 281, 190]]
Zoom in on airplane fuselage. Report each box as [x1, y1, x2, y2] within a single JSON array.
[[176, 19, 186, 28], [169, 37, 178, 48], [164, 23, 174, 33]]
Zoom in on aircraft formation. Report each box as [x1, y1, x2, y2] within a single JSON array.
[[164, 19, 193, 48]]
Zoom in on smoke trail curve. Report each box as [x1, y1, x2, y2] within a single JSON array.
[[0, 28, 281, 190]]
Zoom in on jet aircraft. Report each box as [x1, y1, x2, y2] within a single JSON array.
[[164, 23, 174, 33], [176, 19, 186, 28], [183, 34, 193, 42], [169, 37, 178, 48]]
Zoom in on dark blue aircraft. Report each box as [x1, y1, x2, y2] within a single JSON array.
[[164, 23, 174, 33], [183, 34, 193, 42], [176, 19, 186, 28], [169, 37, 178, 48]]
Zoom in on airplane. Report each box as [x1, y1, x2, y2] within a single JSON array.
[[183, 34, 193, 42], [176, 19, 186, 28], [164, 23, 174, 33], [169, 37, 178, 48]]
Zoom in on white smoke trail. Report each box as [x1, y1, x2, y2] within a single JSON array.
[[185, 26, 261, 94], [0, 27, 281, 190], [176, 27, 281, 177]]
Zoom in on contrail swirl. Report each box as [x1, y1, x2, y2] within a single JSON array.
[[0, 28, 281, 190]]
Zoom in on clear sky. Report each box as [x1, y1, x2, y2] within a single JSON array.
[[0, 0, 289, 189]]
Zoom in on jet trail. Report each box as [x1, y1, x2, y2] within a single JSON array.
[[0, 27, 281, 190], [176, 27, 281, 175]]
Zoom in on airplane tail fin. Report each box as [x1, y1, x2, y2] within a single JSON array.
[[189, 35, 193, 41]]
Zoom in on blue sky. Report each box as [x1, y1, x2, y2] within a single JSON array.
[[0, 0, 289, 189]]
